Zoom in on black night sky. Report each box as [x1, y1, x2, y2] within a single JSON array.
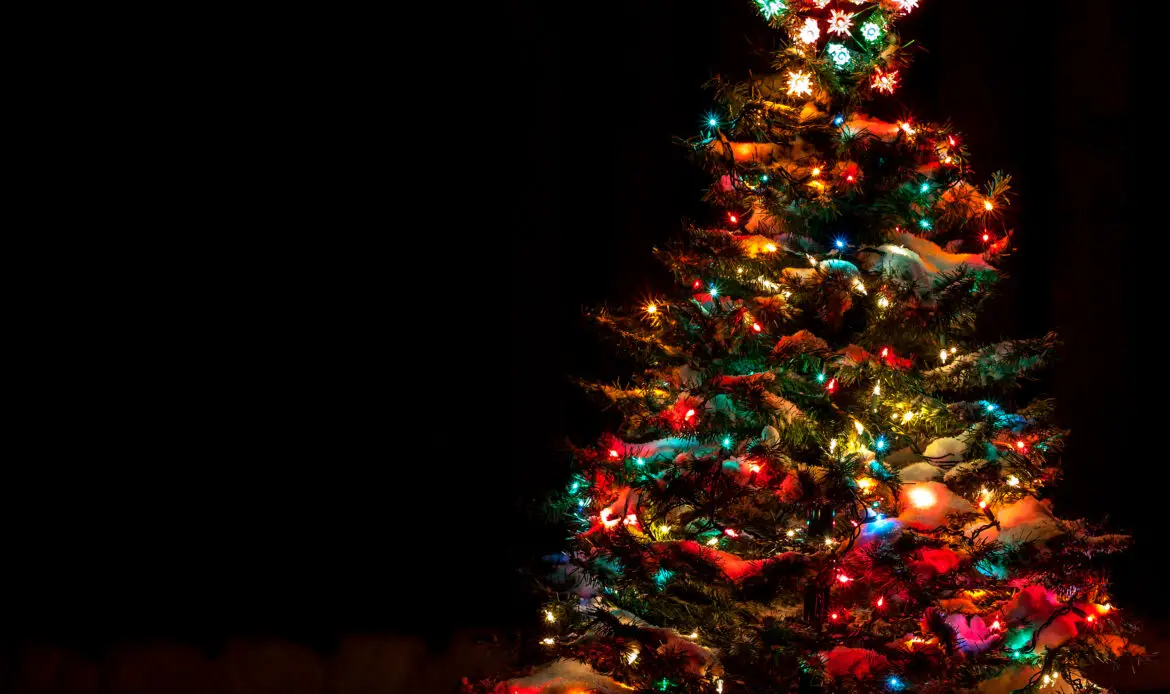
[[2, 1, 1167, 692]]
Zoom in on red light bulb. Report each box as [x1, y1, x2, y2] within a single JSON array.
[[729, 214, 738, 224], [685, 409, 695, 420], [830, 613, 839, 620], [693, 280, 702, 289], [881, 347, 889, 358], [877, 597, 885, 608], [982, 233, 990, 242], [752, 322, 762, 332]]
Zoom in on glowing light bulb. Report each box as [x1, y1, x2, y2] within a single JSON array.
[[707, 536, 719, 546], [786, 70, 813, 97], [542, 637, 555, 645], [826, 377, 837, 392], [872, 68, 899, 94], [982, 232, 991, 242], [887, 676, 903, 690], [877, 596, 884, 607], [852, 278, 866, 294], [657, 524, 671, 535], [991, 619, 1001, 630], [609, 449, 620, 458], [875, 436, 887, 451], [901, 410, 914, 424], [872, 383, 881, 396], [881, 347, 890, 358], [787, 529, 796, 538], [752, 322, 762, 332], [984, 200, 994, 211], [693, 280, 702, 289], [1086, 615, 1095, 623], [645, 303, 657, 314], [825, 537, 835, 546], [716, 679, 723, 694], [861, 21, 882, 42], [709, 285, 718, 297], [724, 528, 739, 537], [749, 463, 761, 473], [1016, 440, 1026, 449], [722, 436, 732, 448], [895, 0, 918, 12], [919, 217, 932, 230], [908, 486, 937, 509], [830, 612, 839, 619], [765, 242, 777, 252], [685, 409, 695, 419], [627, 647, 640, 664], [899, 121, 916, 136], [827, 10, 852, 35], [545, 610, 556, 622], [686, 629, 699, 638], [635, 457, 645, 466], [979, 500, 987, 509], [833, 115, 844, 126], [826, 43, 851, 68], [1007, 475, 1020, 487], [707, 115, 719, 128], [939, 349, 949, 363], [829, 438, 837, 453], [811, 167, 821, 176], [920, 182, 930, 193], [798, 17, 820, 44], [846, 174, 855, 182], [837, 574, 852, 583], [854, 420, 865, 435], [816, 373, 826, 383], [760, 174, 769, 182], [729, 213, 738, 224]]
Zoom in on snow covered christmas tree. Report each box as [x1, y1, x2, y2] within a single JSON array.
[[480, 1, 1142, 692]]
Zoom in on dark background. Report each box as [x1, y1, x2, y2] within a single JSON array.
[[2, 0, 1167, 691]]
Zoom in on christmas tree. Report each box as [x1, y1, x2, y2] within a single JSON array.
[[482, 1, 1142, 692]]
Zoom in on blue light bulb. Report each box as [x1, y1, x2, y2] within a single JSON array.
[[760, 174, 769, 182], [920, 182, 930, 193], [833, 115, 845, 126], [635, 457, 645, 466], [709, 284, 719, 297], [816, 373, 826, 383], [722, 437, 732, 448], [919, 218, 932, 230], [875, 436, 887, 451], [707, 114, 720, 127], [887, 676, 903, 690], [835, 238, 845, 249]]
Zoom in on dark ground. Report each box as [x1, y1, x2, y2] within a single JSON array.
[[3, 1, 1168, 692]]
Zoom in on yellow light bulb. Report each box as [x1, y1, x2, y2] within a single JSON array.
[[542, 637, 555, 645], [626, 648, 639, 664], [902, 410, 914, 423], [765, 243, 777, 252], [645, 303, 657, 314], [825, 537, 835, 546], [984, 200, 994, 211], [878, 295, 890, 308], [829, 438, 837, 452], [908, 486, 937, 509], [811, 167, 821, 176], [658, 525, 671, 535], [939, 349, 949, 363], [787, 529, 796, 538], [872, 383, 881, 396], [686, 630, 699, 638], [1007, 475, 1020, 487], [854, 420, 865, 435], [707, 537, 719, 546], [545, 610, 556, 623]]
